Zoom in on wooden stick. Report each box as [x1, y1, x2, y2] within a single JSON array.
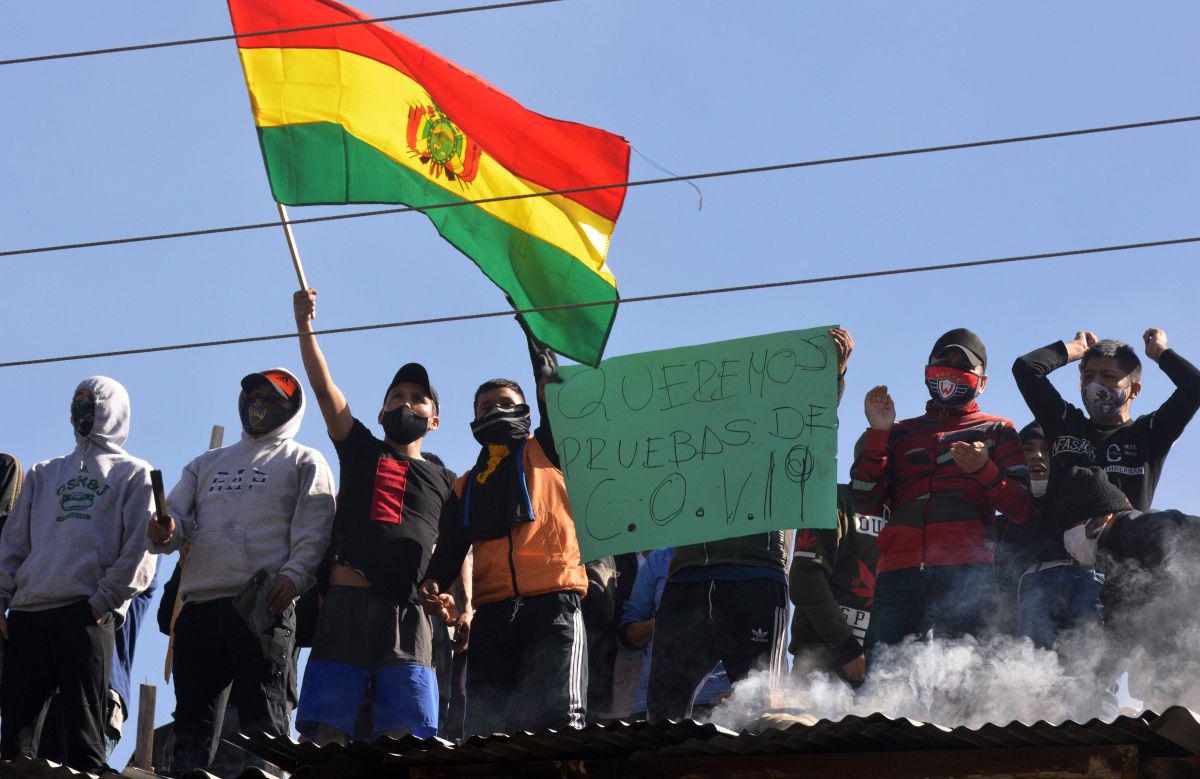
[[276, 202, 309, 291], [132, 683, 157, 770], [163, 425, 223, 681]]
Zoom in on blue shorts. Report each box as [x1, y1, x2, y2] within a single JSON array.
[[296, 586, 439, 739], [297, 659, 438, 739]]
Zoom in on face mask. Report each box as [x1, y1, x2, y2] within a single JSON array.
[[71, 398, 95, 437], [239, 394, 292, 436], [1063, 523, 1099, 566], [381, 406, 430, 445], [1030, 478, 1047, 497], [471, 404, 532, 446], [924, 365, 980, 408], [1082, 380, 1129, 419]]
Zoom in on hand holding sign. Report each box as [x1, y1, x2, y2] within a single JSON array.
[[545, 327, 839, 561]]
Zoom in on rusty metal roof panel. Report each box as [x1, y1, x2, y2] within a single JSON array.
[[233, 706, 1200, 773]]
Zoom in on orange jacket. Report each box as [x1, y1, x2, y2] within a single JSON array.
[[448, 437, 587, 607]]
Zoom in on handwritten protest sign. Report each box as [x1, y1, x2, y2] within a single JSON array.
[[545, 327, 838, 561]]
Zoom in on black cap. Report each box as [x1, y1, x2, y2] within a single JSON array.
[[1058, 466, 1131, 529], [929, 328, 987, 372], [388, 362, 439, 413], [1019, 421, 1045, 443]]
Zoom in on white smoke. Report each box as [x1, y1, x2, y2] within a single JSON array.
[[711, 525, 1200, 730]]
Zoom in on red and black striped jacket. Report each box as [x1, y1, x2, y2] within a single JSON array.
[[850, 401, 1030, 573]]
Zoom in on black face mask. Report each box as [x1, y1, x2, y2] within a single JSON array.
[[239, 394, 293, 436], [381, 406, 430, 445], [71, 398, 95, 437], [471, 404, 532, 446]]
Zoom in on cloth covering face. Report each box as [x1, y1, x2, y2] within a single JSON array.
[[1012, 342, 1200, 557], [0, 376, 157, 624], [149, 368, 336, 603]]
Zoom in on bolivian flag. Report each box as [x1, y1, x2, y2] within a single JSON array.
[[228, 0, 629, 365]]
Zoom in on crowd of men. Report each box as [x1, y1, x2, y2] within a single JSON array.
[[0, 293, 1198, 776]]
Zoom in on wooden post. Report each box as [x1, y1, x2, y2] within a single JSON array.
[[132, 683, 156, 770], [209, 425, 225, 451], [276, 202, 309, 291]]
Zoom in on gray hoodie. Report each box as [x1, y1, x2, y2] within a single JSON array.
[[0, 377, 158, 625], [150, 368, 335, 603]]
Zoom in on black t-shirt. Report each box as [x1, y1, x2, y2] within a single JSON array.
[[1012, 344, 1200, 559], [328, 419, 455, 603]]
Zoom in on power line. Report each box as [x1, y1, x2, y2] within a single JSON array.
[[2, 234, 1194, 369], [0, 0, 565, 67], [2, 114, 1197, 260]]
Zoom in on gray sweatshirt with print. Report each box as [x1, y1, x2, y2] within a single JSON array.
[[0, 376, 158, 625], [149, 368, 336, 603]]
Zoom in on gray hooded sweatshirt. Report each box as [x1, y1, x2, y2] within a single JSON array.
[[150, 368, 335, 603], [0, 377, 158, 625]]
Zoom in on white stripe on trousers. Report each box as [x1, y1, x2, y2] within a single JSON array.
[[767, 606, 787, 686], [568, 607, 586, 725]]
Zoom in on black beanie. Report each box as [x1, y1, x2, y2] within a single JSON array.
[[1019, 421, 1045, 444], [1058, 466, 1131, 528]]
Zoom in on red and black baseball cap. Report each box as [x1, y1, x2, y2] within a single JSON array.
[[388, 362, 439, 413], [241, 369, 300, 405], [929, 328, 987, 372]]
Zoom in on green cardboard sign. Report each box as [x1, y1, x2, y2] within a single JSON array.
[[545, 326, 839, 561]]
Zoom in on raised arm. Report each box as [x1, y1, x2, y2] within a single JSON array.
[[293, 289, 353, 442], [512, 306, 563, 466], [850, 386, 896, 515], [1012, 332, 1095, 427], [1143, 329, 1200, 456]]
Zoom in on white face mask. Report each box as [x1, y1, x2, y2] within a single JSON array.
[[1064, 524, 1099, 566], [1082, 380, 1129, 420], [1029, 478, 1048, 497]]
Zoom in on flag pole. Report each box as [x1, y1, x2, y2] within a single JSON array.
[[276, 201, 309, 290]]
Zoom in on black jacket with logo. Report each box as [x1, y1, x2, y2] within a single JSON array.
[[1012, 343, 1200, 558], [788, 485, 881, 665], [1098, 509, 1200, 635]]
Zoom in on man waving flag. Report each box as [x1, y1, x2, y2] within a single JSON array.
[[228, 0, 630, 366]]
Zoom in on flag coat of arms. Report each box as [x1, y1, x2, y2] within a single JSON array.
[[228, 0, 630, 365]]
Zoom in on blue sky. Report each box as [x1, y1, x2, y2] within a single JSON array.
[[2, 0, 1198, 768]]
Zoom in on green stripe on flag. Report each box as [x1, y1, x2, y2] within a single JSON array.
[[258, 122, 617, 366]]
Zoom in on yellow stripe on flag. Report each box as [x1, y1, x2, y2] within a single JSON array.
[[240, 46, 617, 287]]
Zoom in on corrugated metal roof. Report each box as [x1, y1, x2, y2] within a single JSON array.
[[231, 706, 1200, 775]]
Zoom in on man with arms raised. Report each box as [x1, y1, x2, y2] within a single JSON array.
[[293, 289, 455, 742]]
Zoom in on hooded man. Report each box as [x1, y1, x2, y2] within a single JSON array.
[[1011, 329, 1200, 578], [1059, 466, 1200, 709], [418, 316, 589, 737], [293, 290, 455, 743], [852, 328, 1030, 660], [0, 377, 157, 773], [147, 368, 335, 773]]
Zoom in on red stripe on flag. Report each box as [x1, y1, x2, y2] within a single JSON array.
[[229, 0, 630, 222]]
